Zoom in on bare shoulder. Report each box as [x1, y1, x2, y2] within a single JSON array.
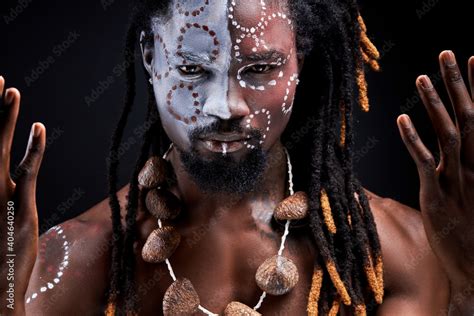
[[24, 185, 130, 315], [363, 189, 450, 314]]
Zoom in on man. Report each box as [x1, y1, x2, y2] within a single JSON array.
[[1, 0, 473, 315]]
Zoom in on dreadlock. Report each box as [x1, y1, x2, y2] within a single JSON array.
[[104, 0, 382, 315]]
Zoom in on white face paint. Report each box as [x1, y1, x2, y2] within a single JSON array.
[[25, 225, 70, 305], [147, 0, 300, 154], [150, 0, 233, 149], [228, 0, 299, 147]]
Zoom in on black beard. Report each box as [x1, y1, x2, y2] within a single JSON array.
[[176, 121, 268, 195]]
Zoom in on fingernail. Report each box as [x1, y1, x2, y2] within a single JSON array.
[[5, 89, 14, 105], [32, 124, 40, 137], [443, 50, 456, 66], [399, 115, 410, 127], [418, 75, 432, 89]]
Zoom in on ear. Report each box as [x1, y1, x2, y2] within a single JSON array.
[[140, 31, 154, 78]]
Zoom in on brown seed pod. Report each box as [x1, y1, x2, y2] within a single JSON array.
[[224, 302, 262, 316], [141, 226, 180, 263], [163, 278, 200, 316], [274, 191, 309, 221], [255, 255, 299, 296], [145, 189, 181, 220], [138, 156, 167, 189]]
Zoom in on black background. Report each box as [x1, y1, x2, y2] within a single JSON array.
[[0, 0, 471, 233]]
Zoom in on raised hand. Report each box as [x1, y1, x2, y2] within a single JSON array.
[[0, 76, 46, 315], [397, 51, 474, 314]]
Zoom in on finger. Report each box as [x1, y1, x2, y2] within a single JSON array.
[[0, 76, 5, 108], [439, 51, 473, 130], [469, 56, 474, 101], [397, 114, 438, 190], [0, 87, 20, 179], [14, 123, 46, 212], [416, 75, 460, 173]]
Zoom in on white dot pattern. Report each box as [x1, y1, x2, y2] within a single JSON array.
[[25, 225, 70, 304]]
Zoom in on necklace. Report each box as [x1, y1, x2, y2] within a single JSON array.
[[138, 145, 309, 315]]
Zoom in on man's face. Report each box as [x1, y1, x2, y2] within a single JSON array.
[[144, 0, 299, 162]]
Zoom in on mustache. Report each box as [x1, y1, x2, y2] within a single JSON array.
[[188, 119, 263, 143]]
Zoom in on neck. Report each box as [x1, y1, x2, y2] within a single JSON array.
[[166, 141, 288, 227]]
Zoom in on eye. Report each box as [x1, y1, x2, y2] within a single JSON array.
[[247, 64, 273, 74], [177, 65, 205, 76]]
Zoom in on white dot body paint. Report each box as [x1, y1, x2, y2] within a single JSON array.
[[25, 225, 70, 304], [244, 108, 272, 149]]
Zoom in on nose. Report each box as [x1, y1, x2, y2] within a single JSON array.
[[201, 77, 250, 120], [227, 78, 250, 118]]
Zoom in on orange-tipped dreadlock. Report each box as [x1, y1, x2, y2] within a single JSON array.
[[341, 14, 380, 146], [355, 15, 380, 113], [340, 102, 347, 147], [307, 264, 325, 316], [355, 304, 368, 316], [328, 298, 341, 316], [326, 261, 351, 306], [107, 1, 385, 315], [306, 10, 384, 316], [364, 249, 384, 304], [105, 298, 116, 316], [320, 189, 337, 234]]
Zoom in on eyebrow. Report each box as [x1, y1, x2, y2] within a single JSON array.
[[242, 50, 287, 62], [177, 51, 212, 63]]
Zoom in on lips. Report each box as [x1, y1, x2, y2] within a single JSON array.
[[199, 133, 251, 154]]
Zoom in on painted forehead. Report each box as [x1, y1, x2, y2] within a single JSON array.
[[152, 0, 294, 60]]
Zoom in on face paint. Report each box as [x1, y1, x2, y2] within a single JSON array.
[[222, 142, 228, 156], [25, 225, 70, 304], [148, 0, 300, 156]]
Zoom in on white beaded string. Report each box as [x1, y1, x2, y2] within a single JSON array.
[[255, 148, 294, 311], [159, 145, 294, 315]]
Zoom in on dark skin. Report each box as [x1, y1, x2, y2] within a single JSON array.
[[1, 1, 474, 315]]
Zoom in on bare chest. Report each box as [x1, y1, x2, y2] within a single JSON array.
[[132, 218, 317, 315]]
